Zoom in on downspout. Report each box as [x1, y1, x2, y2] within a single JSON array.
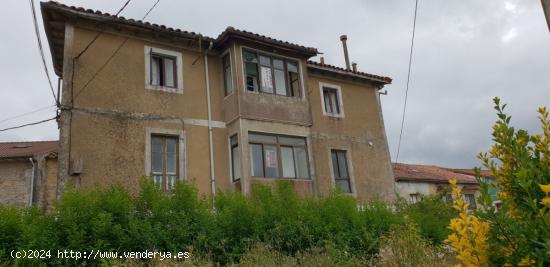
[[203, 41, 216, 201], [28, 157, 36, 206]]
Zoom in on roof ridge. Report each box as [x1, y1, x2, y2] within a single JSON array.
[[0, 140, 59, 144]]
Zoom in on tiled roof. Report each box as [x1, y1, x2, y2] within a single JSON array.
[[307, 60, 392, 84], [393, 163, 478, 185], [0, 141, 59, 159], [215, 26, 318, 56], [448, 168, 494, 179], [42, 1, 213, 41]]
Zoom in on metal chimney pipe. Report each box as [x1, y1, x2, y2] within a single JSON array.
[[340, 35, 351, 70], [320, 56, 325, 64], [352, 62, 357, 72]]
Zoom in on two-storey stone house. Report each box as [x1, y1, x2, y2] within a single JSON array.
[[41, 1, 395, 202]]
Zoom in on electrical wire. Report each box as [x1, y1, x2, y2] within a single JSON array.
[[0, 117, 57, 132], [394, 0, 419, 164], [73, 0, 161, 101], [0, 105, 56, 125], [29, 0, 57, 105]]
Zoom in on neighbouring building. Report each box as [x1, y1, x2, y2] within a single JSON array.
[[41, 1, 395, 203], [393, 163, 480, 208], [0, 141, 58, 209], [450, 168, 498, 203]]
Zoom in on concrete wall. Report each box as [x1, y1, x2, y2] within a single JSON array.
[[0, 160, 32, 207]]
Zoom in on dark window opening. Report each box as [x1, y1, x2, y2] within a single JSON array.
[[150, 53, 177, 88], [323, 87, 340, 115], [331, 149, 351, 193], [223, 54, 233, 96], [243, 49, 300, 97]]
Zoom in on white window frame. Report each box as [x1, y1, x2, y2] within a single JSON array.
[[327, 147, 356, 196], [145, 128, 186, 181], [144, 46, 184, 94], [319, 82, 345, 118]]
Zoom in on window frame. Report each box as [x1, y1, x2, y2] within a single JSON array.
[[144, 46, 184, 94], [248, 132, 310, 179], [221, 50, 234, 97], [319, 82, 345, 118], [241, 48, 302, 98], [229, 134, 240, 182], [145, 128, 186, 190], [463, 193, 477, 210], [151, 135, 179, 191], [328, 148, 355, 195], [330, 149, 353, 193]]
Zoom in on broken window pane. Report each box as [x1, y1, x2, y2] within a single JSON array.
[[245, 62, 258, 91], [250, 144, 264, 177], [281, 146, 296, 178]]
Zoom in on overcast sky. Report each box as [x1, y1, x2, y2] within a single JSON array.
[[0, 0, 548, 168]]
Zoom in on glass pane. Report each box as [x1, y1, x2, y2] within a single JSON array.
[[278, 136, 306, 146], [337, 151, 348, 178], [244, 51, 257, 62], [281, 147, 296, 178], [331, 151, 339, 178], [259, 55, 271, 66], [294, 147, 309, 178], [151, 136, 163, 173], [151, 56, 160, 85], [249, 133, 277, 143], [336, 179, 351, 193], [167, 175, 176, 190], [167, 152, 176, 173], [232, 146, 241, 180], [224, 65, 233, 95], [230, 135, 238, 146], [166, 138, 177, 153], [274, 69, 287, 96], [250, 144, 264, 177], [324, 92, 332, 113], [287, 62, 298, 73], [330, 92, 339, 113], [260, 66, 273, 93], [164, 58, 175, 87], [245, 63, 258, 91], [273, 59, 284, 69], [153, 175, 162, 189], [288, 72, 300, 97], [264, 145, 278, 177]]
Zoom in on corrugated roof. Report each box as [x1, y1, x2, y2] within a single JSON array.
[[393, 163, 478, 185], [0, 141, 59, 159]]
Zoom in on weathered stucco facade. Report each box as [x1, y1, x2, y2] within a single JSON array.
[[42, 2, 395, 202]]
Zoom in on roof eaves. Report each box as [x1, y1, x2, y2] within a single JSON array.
[[307, 60, 392, 85]]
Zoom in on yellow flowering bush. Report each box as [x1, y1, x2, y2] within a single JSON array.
[[446, 178, 490, 266], [448, 98, 549, 266]]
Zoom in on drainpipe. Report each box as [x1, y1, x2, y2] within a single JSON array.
[[203, 41, 216, 201], [28, 157, 36, 206]]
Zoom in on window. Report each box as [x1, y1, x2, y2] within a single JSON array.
[[230, 135, 240, 181], [249, 133, 309, 179], [321, 83, 344, 117], [410, 193, 420, 203], [331, 150, 352, 193], [464, 194, 477, 210], [151, 54, 177, 87], [151, 135, 179, 190], [144, 46, 183, 93], [223, 53, 233, 96], [443, 193, 453, 204], [243, 49, 301, 97]]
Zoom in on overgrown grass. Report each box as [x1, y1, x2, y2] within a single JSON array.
[[0, 179, 453, 266]]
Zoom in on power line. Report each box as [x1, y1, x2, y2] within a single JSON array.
[[0, 117, 57, 132], [75, 0, 132, 59], [394, 0, 419, 164], [29, 0, 57, 105], [73, 0, 161, 100], [0, 105, 56, 125]]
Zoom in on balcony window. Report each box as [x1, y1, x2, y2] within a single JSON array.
[[243, 49, 301, 97], [249, 133, 309, 179], [151, 135, 179, 190]]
